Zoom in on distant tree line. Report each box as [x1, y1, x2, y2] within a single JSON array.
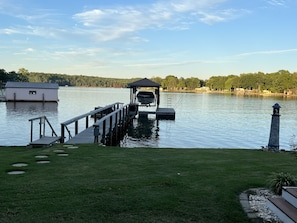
[[206, 70, 297, 94], [1, 68, 297, 94]]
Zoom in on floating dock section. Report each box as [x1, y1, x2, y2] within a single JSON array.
[[138, 107, 175, 120]]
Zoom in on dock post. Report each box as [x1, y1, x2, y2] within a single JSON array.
[[94, 125, 99, 143], [108, 115, 113, 146], [30, 120, 33, 142], [75, 121, 78, 135], [61, 124, 65, 143], [39, 117, 42, 138], [101, 120, 106, 144], [86, 116, 89, 128]]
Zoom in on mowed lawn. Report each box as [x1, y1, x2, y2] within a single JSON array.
[[1, 145, 297, 223]]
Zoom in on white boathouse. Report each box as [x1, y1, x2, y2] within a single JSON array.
[[5, 82, 59, 102]]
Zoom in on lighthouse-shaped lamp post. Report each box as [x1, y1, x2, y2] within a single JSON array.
[[268, 103, 281, 152]]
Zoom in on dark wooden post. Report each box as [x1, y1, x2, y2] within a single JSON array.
[[268, 103, 281, 152], [30, 120, 33, 142], [39, 117, 42, 138], [109, 115, 113, 146], [61, 124, 65, 143], [94, 125, 99, 143], [86, 116, 89, 128], [75, 121, 78, 135], [102, 120, 106, 144]]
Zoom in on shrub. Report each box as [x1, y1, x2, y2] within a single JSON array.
[[267, 172, 297, 195]]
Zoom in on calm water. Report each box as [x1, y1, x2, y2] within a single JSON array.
[[1, 87, 297, 150]]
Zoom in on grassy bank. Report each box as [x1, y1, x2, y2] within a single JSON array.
[[1, 145, 297, 223]]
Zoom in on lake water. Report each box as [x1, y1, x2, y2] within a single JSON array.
[[1, 87, 297, 150]]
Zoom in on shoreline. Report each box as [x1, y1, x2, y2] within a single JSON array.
[[161, 89, 297, 98]]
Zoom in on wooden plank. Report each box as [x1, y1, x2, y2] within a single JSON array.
[[66, 127, 95, 144], [30, 136, 61, 146]]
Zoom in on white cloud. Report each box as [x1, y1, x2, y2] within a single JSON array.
[[237, 48, 297, 57], [267, 0, 286, 6], [26, 48, 34, 52], [72, 0, 246, 41], [124, 59, 222, 69]]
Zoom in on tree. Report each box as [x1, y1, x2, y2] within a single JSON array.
[[151, 76, 163, 85], [206, 76, 227, 90], [177, 77, 186, 89], [162, 75, 178, 91], [224, 75, 240, 90], [185, 77, 201, 90]]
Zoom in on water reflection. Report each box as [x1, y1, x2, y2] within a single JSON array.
[[6, 102, 58, 113], [124, 116, 160, 147]]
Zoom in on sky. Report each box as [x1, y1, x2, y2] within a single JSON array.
[[0, 0, 297, 80]]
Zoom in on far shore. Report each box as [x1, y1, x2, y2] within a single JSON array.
[[162, 88, 297, 98]]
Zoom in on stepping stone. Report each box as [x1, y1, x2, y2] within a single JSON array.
[[57, 153, 69, 157], [12, 163, 28, 167], [67, 146, 78, 149], [53, 149, 64, 153], [36, 160, 50, 164], [7, 170, 25, 175], [35, 155, 48, 159]]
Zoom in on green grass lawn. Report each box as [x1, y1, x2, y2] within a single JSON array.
[[1, 145, 297, 223]]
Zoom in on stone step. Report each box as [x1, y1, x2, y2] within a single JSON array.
[[283, 187, 297, 209], [267, 197, 297, 223]]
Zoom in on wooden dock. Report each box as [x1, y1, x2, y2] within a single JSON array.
[[64, 103, 131, 146], [66, 127, 94, 144], [27, 102, 175, 147]]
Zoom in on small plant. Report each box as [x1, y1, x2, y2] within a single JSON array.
[[267, 172, 297, 195]]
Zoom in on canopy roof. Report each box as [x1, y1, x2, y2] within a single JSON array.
[[5, 81, 59, 89], [127, 78, 161, 88]]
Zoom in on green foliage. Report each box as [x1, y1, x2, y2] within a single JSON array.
[[267, 172, 297, 195], [1, 67, 297, 93], [206, 76, 228, 90], [206, 70, 297, 94], [0, 68, 28, 85]]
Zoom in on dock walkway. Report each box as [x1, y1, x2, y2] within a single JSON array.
[[66, 127, 94, 144], [65, 103, 130, 145]]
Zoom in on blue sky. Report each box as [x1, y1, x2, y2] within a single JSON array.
[[0, 0, 296, 79]]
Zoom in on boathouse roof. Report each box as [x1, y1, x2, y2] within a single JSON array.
[[127, 78, 161, 88], [5, 82, 59, 89]]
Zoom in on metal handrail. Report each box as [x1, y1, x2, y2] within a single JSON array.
[[28, 116, 59, 142], [93, 104, 130, 144], [60, 102, 123, 143]]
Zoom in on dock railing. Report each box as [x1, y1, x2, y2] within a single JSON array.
[[93, 104, 130, 145], [28, 116, 59, 143], [60, 102, 123, 143]]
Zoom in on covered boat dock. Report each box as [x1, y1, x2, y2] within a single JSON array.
[[127, 78, 175, 120]]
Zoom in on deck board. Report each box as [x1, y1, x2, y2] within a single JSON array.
[[66, 127, 95, 144], [30, 136, 61, 146]]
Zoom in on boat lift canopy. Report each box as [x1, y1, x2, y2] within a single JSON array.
[[127, 78, 161, 107]]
